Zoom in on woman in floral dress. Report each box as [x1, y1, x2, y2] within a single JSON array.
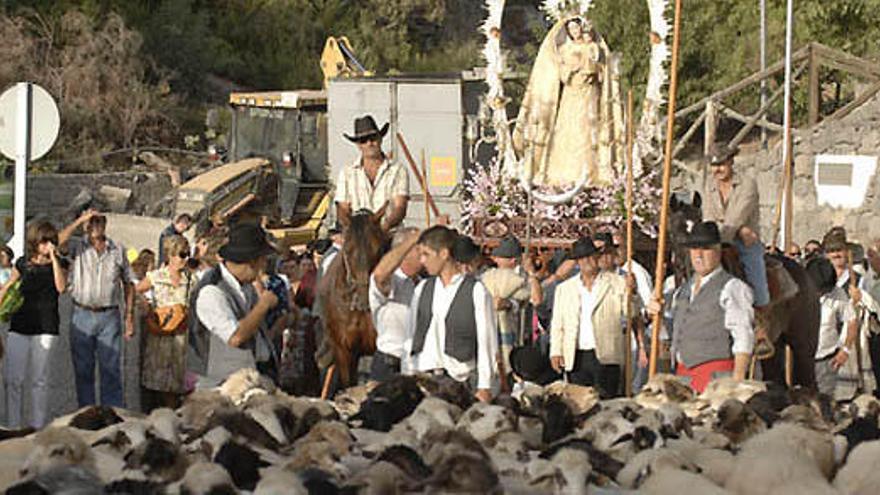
[[136, 235, 194, 410]]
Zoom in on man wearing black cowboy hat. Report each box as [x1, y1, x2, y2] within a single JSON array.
[[549, 235, 638, 398], [646, 221, 756, 393], [482, 235, 542, 389], [190, 223, 280, 388], [335, 115, 409, 232]]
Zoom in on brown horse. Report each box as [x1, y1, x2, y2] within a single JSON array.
[[318, 208, 389, 387], [668, 192, 819, 389]]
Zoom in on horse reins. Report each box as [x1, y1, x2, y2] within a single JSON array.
[[341, 251, 371, 312]]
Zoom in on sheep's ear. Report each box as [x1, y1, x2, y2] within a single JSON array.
[[692, 191, 702, 210]]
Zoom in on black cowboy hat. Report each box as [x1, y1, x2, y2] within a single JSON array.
[[510, 346, 559, 386], [219, 223, 277, 263], [491, 236, 523, 259], [593, 231, 617, 252], [344, 115, 390, 143], [682, 221, 722, 248], [568, 236, 599, 260], [707, 143, 739, 166], [453, 235, 482, 263]]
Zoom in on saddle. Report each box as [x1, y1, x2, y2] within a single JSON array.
[[720, 247, 799, 306]]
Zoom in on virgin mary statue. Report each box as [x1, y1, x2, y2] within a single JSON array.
[[512, 15, 624, 187]]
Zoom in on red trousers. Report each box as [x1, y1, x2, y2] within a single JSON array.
[[676, 359, 735, 393]]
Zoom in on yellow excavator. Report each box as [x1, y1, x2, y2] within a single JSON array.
[[320, 36, 372, 88], [174, 37, 371, 246]]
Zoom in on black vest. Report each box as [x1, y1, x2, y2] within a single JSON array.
[[411, 275, 478, 362]]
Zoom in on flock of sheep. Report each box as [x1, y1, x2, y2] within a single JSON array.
[[1, 368, 879, 494]]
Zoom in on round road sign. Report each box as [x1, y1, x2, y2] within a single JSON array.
[[0, 83, 61, 161]]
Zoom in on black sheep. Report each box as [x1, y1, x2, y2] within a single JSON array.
[[350, 375, 425, 432], [540, 394, 576, 445], [213, 441, 270, 492], [69, 406, 124, 431]]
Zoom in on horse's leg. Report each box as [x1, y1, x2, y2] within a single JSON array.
[[785, 296, 819, 390]]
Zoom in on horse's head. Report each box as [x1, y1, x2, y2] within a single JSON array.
[[342, 205, 390, 278]]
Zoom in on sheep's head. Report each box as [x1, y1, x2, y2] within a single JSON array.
[[20, 427, 96, 479]]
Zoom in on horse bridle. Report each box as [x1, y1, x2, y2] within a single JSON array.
[[341, 250, 371, 312]]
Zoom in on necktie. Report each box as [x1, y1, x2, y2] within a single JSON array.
[[693, 276, 702, 298]]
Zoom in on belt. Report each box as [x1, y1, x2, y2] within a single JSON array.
[[74, 301, 118, 312]]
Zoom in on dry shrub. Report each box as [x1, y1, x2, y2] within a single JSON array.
[[0, 10, 177, 172]]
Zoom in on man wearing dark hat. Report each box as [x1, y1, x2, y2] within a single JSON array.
[[335, 115, 409, 231], [482, 235, 542, 388], [402, 225, 498, 402], [703, 143, 769, 312], [190, 223, 280, 388], [549, 236, 637, 398], [647, 221, 756, 392]]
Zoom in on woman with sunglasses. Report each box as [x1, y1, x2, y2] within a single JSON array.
[[136, 234, 195, 411], [0, 221, 67, 428]]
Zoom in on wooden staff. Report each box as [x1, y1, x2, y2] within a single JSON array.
[[421, 149, 431, 226], [397, 132, 440, 217], [624, 89, 635, 397], [649, 0, 684, 379], [320, 364, 335, 400], [849, 250, 865, 392]]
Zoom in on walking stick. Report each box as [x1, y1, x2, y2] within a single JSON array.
[[849, 251, 866, 393], [624, 89, 635, 397], [320, 364, 335, 400], [649, 0, 684, 379], [421, 149, 431, 227], [397, 132, 440, 218]]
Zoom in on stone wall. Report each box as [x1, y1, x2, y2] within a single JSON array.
[[25, 170, 174, 224], [677, 94, 880, 246]]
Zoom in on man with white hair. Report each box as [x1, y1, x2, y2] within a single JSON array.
[[368, 227, 422, 381]]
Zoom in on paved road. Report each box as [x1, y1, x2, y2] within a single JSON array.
[[0, 295, 143, 427]]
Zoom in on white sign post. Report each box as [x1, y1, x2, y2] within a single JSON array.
[[0, 82, 61, 258]]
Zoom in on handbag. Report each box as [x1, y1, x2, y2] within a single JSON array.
[[0, 280, 23, 322], [145, 272, 191, 336]]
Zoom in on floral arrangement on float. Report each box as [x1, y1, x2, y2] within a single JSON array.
[[461, 159, 662, 241]]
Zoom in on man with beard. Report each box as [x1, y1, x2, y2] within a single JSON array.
[[60, 209, 134, 408], [335, 115, 409, 231]]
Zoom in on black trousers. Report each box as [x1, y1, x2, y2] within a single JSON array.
[[869, 333, 880, 398], [370, 351, 401, 382], [569, 349, 620, 398]]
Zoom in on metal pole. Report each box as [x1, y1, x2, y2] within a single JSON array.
[[649, 0, 684, 379], [760, 0, 768, 149], [780, 0, 794, 252], [10, 82, 32, 259], [624, 89, 634, 396]]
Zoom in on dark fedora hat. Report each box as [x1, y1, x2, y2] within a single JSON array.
[[509, 346, 559, 385], [453, 235, 481, 263], [219, 223, 277, 263], [491, 235, 523, 259], [568, 236, 599, 260], [682, 221, 722, 248], [344, 115, 390, 143], [707, 143, 739, 166]]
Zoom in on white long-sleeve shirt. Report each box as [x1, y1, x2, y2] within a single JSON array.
[[402, 273, 498, 389], [815, 286, 856, 360], [671, 267, 755, 358]]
